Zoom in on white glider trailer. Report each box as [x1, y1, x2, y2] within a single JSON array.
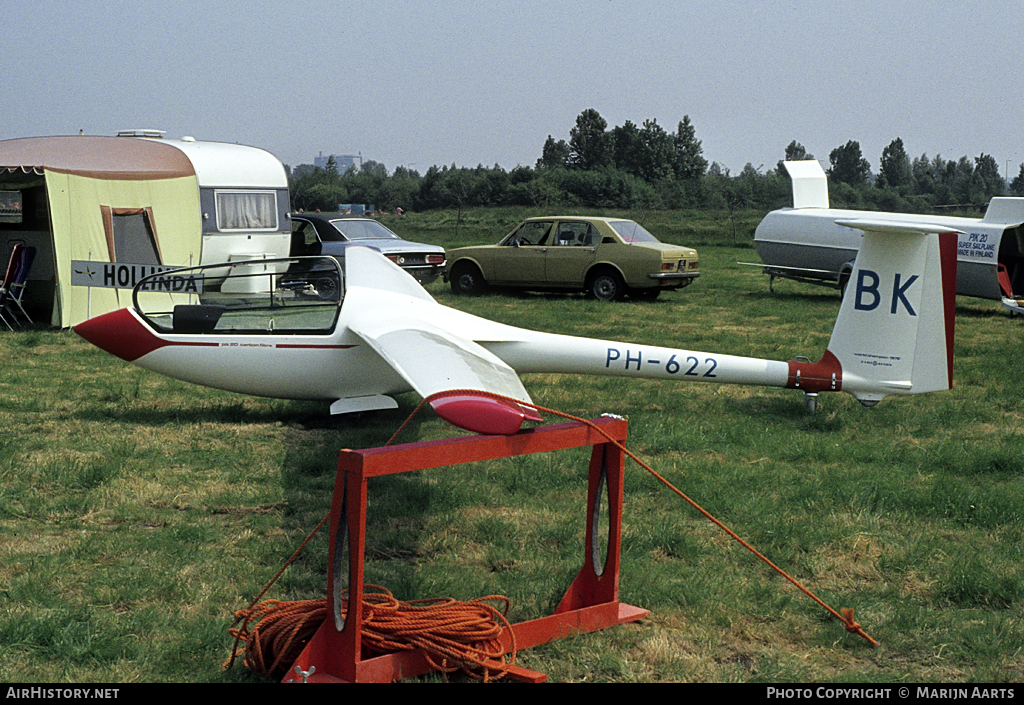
[[754, 160, 1024, 311], [0, 131, 290, 327]]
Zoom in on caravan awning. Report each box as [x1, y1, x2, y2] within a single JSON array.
[[0, 136, 196, 180]]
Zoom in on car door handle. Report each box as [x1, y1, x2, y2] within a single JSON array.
[[532, 248, 547, 253]]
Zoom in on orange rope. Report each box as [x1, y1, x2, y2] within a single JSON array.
[[225, 598, 328, 678], [226, 389, 875, 681], [225, 585, 515, 681], [414, 390, 879, 647]]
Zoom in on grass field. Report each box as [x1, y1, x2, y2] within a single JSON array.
[[2, 208, 1023, 683]]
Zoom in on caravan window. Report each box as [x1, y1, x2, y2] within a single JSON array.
[[215, 191, 278, 231]]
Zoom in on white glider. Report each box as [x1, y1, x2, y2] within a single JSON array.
[[75, 223, 958, 435]]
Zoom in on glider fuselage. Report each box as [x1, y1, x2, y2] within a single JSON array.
[[75, 232, 957, 434], [78, 294, 793, 404]]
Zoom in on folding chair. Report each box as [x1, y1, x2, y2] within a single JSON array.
[[0, 244, 35, 331]]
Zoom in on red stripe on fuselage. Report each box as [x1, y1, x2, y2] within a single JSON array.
[[275, 344, 356, 349]]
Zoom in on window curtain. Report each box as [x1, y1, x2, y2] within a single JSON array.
[[215, 192, 276, 230]]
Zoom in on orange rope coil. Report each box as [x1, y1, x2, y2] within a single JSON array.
[[226, 585, 516, 681]]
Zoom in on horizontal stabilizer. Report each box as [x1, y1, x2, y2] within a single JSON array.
[[834, 218, 962, 237]]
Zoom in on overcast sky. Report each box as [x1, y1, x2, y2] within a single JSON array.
[[6, 0, 1022, 180]]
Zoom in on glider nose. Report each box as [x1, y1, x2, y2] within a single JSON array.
[[74, 308, 163, 362]]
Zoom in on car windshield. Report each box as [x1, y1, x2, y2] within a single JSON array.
[[505, 221, 553, 246], [609, 220, 661, 244], [328, 219, 401, 241]]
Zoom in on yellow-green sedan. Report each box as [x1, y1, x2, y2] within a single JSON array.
[[444, 216, 699, 301]]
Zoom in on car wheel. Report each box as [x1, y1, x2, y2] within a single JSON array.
[[315, 275, 340, 300], [450, 262, 486, 296], [587, 270, 625, 301]]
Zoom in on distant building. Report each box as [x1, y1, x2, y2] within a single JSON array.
[[313, 152, 362, 174]]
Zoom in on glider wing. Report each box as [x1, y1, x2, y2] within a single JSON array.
[[348, 313, 542, 434], [342, 247, 542, 434]]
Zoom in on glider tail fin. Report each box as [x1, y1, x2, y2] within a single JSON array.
[[789, 220, 958, 406]]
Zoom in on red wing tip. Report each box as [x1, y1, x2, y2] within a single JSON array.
[[430, 394, 541, 435]]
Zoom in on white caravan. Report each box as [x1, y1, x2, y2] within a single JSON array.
[[0, 130, 290, 327]]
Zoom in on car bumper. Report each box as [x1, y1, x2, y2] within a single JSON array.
[[647, 271, 700, 282], [403, 264, 446, 282]]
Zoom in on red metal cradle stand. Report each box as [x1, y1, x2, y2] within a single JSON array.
[[285, 417, 649, 683]]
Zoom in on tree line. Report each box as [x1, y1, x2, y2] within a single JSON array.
[[289, 109, 1024, 215]]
